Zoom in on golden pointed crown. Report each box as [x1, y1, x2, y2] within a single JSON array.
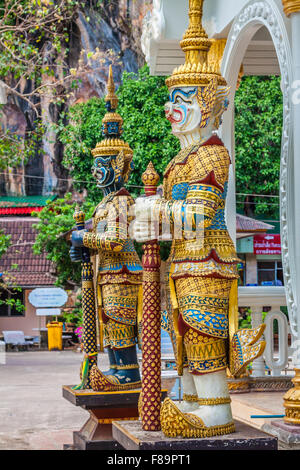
[[165, 0, 227, 89], [92, 65, 133, 163]]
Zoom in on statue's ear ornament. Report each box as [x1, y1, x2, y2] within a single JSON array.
[[197, 77, 218, 128], [213, 86, 231, 129], [113, 150, 125, 184]]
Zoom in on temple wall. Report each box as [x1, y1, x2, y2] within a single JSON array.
[[0, 290, 46, 338]]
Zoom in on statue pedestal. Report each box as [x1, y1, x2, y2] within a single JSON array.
[[62, 385, 168, 450], [62, 385, 140, 450], [263, 420, 300, 450], [112, 419, 277, 451]]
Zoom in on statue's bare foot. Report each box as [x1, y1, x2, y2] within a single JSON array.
[[191, 403, 233, 428]]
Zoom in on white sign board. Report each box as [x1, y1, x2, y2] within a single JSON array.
[[36, 308, 61, 317], [29, 288, 68, 308]]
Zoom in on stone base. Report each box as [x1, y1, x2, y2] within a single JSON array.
[[62, 385, 141, 450], [62, 385, 167, 451], [263, 419, 300, 449], [249, 376, 293, 392], [112, 419, 277, 450], [228, 376, 293, 394]]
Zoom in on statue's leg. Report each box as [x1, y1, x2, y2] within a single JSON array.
[[176, 367, 199, 413], [192, 369, 233, 426], [161, 276, 235, 437], [90, 282, 141, 389], [182, 327, 233, 426], [90, 319, 141, 391], [113, 343, 141, 384], [103, 346, 118, 376]]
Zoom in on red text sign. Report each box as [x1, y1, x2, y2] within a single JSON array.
[[253, 234, 281, 255]]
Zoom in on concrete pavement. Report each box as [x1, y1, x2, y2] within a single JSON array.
[[0, 349, 290, 450], [0, 350, 110, 450]]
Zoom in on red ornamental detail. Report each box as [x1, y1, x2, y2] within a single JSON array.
[[142, 243, 161, 431], [141, 162, 162, 431], [0, 206, 43, 215]]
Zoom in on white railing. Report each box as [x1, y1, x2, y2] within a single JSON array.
[[238, 286, 294, 377]]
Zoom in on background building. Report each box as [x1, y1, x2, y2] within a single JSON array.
[[0, 196, 57, 337]]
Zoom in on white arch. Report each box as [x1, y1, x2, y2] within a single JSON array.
[[221, 0, 296, 337]]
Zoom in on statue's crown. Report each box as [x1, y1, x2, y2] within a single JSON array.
[[165, 0, 227, 89], [92, 65, 133, 164]]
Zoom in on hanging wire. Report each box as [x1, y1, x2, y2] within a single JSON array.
[[0, 171, 145, 189], [0, 172, 282, 197], [236, 192, 279, 198]]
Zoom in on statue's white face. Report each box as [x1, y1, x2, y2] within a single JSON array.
[[164, 86, 201, 137]]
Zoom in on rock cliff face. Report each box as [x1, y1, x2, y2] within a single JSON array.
[[1, 0, 149, 197]]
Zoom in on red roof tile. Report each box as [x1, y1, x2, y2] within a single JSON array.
[[0, 217, 57, 287], [236, 214, 274, 233]]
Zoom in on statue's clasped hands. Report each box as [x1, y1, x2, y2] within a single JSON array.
[[132, 195, 161, 243]]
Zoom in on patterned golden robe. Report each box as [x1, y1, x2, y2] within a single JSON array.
[[160, 135, 240, 375], [83, 188, 142, 349]]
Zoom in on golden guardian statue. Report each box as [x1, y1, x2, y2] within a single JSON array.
[[71, 66, 142, 392], [133, 0, 266, 437]]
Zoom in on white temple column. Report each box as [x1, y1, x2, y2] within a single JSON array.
[[281, 0, 300, 425], [251, 306, 266, 377], [291, 9, 300, 368]]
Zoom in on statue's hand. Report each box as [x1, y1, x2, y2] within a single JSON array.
[[132, 220, 155, 243], [69, 246, 84, 263], [134, 195, 160, 220], [71, 229, 87, 247], [132, 195, 161, 242]]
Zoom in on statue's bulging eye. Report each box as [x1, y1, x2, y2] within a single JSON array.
[[175, 96, 183, 104]]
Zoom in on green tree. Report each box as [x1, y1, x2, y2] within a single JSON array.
[[0, 229, 10, 259], [32, 193, 94, 287], [235, 76, 282, 219], [0, 0, 116, 170], [57, 66, 180, 200], [57, 99, 107, 203], [0, 230, 24, 314]]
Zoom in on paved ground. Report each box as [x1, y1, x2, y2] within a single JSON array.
[[0, 349, 110, 450], [0, 349, 290, 450]]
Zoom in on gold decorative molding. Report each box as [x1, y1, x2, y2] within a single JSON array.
[[208, 39, 227, 73], [73, 204, 85, 226], [91, 138, 133, 159], [142, 161, 160, 196], [282, 0, 300, 16], [165, 0, 227, 88], [160, 397, 235, 438], [284, 368, 300, 424]]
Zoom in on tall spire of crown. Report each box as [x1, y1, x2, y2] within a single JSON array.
[[91, 65, 133, 176], [100, 64, 123, 139], [165, 0, 227, 89], [105, 64, 119, 112]]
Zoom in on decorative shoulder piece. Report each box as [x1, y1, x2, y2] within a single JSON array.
[[197, 77, 218, 128], [230, 325, 266, 377]]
